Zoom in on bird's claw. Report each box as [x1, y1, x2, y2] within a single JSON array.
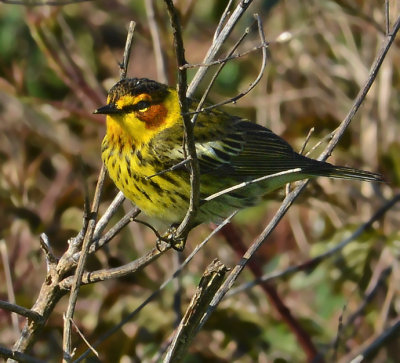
[[156, 225, 187, 252]]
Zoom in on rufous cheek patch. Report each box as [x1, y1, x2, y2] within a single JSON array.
[[137, 104, 168, 129]]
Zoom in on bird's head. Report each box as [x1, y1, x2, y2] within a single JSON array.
[[95, 78, 181, 145]]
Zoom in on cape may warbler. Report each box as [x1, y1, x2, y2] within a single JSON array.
[[95, 78, 382, 249]]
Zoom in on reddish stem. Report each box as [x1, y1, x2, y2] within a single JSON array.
[[219, 223, 324, 363]]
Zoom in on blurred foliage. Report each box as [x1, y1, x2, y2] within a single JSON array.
[[0, 0, 399, 362]]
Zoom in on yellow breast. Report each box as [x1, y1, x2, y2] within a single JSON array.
[[101, 120, 191, 223]]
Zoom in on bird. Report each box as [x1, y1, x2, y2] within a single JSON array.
[[95, 77, 383, 250]]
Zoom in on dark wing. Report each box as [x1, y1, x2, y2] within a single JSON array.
[[194, 115, 311, 178]]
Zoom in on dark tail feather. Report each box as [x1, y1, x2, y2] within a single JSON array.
[[305, 162, 384, 182]]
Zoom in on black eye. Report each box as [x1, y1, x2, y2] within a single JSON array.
[[121, 100, 151, 113], [134, 100, 151, 111]]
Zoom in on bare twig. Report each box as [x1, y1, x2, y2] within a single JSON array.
[[89, 207, 141, 254], [318, 15, 400, 163], [62, 19, 138, 357], [0, 346, 45, 363], [92, 191, 125, 242], [332, 304, 347, 362], [187, 0, 254, 97], [204, 168, 301, 203], [60, 244, 169, 290], [189, 14, 268, 114], [39, 233, 57, 268], [188, 17, 259, 128], [299, 127, 315, 155], [0, 300, 42, 322], [330, 266, 392, 361], [119, 21, 136, 80], [1, 0, 91, 5], [62, 166, 105, 362], [213, 0, 234, 41], [0, 239, 19, 336], [347, 318, 400, 363], [164, 259, 229, 363], [146, 158, 191, 180], [164, 0, 200, 245], [180, 42, 267, 69], [145, 0, 168, 83], [304, 129, 336, 157], [68, 317, 99, 358]]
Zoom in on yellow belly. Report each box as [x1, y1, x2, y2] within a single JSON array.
[[102, 139, 191, 224]]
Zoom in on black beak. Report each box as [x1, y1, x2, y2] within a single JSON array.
[[93, 104, 121, 115]]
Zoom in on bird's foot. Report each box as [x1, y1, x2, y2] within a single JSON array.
[[156, 224, 187, 252]]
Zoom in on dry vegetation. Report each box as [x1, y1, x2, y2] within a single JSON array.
[[0, 0, 399, 362]]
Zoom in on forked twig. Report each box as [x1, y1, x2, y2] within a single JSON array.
[[187, 0, 254, 97], [188, 13, 268, 114], [187, 16, 262, 129], [72, 212, 236, 363]]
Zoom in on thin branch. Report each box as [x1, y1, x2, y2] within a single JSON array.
[[0, 239, 19, 336], [0, 300, 42, 322], [39, 233, 57, 268], [1, 0, 91, 4], [330, 266, 392, 361], [60, 244, 168, 290], [89, 207, 141, 254], [188, 13, 268, 114], [0, 346, 45, 363], [62, 165, 105, 362], [187, 0, 254, 97], [180, 42, 267, 69], [119, 21, 136, 80], [347, 318, 400, 362], [304, 129, 336, 157], [145, 0, 169, 83], [68, 317, 99, 358], [164, 0, 200, 245], [204, 168, 301, 203], [145, 158, 191, 180], [188, 18, 257, 129], [213, 0, 235, 42], [299, 127, 315, 155], [92, 191, 125, 242]]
